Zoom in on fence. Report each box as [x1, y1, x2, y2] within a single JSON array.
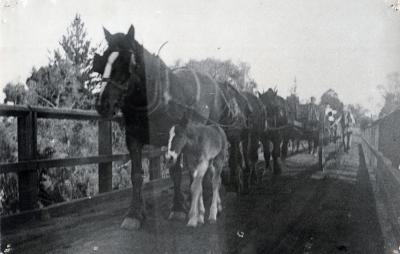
[[362, 109, 400, 169], [0, 104, 165, 212], [361, 109, 400, 250]]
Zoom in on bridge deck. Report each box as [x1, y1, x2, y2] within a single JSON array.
[[2, 141, 384, 254]]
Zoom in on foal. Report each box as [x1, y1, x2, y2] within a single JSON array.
[[165, 119, 228, 227]]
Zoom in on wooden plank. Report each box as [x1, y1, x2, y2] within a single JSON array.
[[0, 104, 122, 121], [1, 172, 189, 232], [0, 154, 130, 174], [98, 120, 113, 193], [0, 104, 30, 117], [0, 149, 166, 174]]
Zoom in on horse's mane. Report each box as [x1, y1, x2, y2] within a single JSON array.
[[218, 82, 252, 114]]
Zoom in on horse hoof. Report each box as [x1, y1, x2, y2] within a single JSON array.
[[187, 218, 198, 227], [121, 217, 141, 230], [198, 215, 205, 224], [208, 218, 217, 224], [168, 211, 186, 221]]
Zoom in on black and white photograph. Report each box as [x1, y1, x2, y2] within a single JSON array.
[[1, 0, 400, 253]]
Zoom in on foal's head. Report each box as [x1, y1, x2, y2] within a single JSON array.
[[165, 114, 195, 166], [165, 124, 188, 166]]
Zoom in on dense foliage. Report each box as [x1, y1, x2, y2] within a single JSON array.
[[0, 14, 125, 215], [176, 58, 258, 93], [378, 72, 400, 118]]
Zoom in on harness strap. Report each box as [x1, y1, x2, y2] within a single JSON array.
[[101, 78, 129, 91]]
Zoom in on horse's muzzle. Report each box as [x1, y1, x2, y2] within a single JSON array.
[[95, 99, 114, 118]]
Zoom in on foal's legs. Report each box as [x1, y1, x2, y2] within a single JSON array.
[[198, 192, 205, 224], [209, 154, 224, 223], [188, 159, 209, 227], [168, 154, 186, 221]]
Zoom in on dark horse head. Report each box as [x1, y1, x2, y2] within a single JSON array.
[[258, 88, 288, 127], [93, 25, 158, 118]]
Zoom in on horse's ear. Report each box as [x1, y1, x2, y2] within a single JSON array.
[[257, 91, 262, 98], [126, 25, 135, 44], [103, 27, 112, 44]]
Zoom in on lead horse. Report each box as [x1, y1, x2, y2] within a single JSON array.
[[93, 25, 259, 230]]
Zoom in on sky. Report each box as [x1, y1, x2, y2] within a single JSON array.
[[1, 0, 400, 115]]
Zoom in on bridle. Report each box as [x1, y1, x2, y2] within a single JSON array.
[[100, 77, 129, 91]]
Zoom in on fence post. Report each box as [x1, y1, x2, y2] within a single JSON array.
[[17, 111, 37, 211], [98, 120, 112, 193]]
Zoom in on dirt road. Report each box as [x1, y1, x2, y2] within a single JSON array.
[[3, 140, 384, 253]]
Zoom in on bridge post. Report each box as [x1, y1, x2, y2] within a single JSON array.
[[17, 111, 38, 211], [98, 120, 112, 193]]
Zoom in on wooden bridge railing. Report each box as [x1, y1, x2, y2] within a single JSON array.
[[0, 104, 165, 212], [362, 109, 400, 169], [360, 109, 400, 249]]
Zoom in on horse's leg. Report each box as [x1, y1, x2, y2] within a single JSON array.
[[198, 159, 208, 225], [241, 132, 251, 194], [281, 137, 289, 159], [248, 132, 260, 185], [168, 154, 186, 221], [121, 138, 145, 230], [261, 133, 271, 173], [198, 191, 205, 225], [209, 153, 224, 223], [227, 137, 240, 192], [188, 159, 209, 227], [308, 137, 312, 154], [346, 132, 351, 152], [313, 135, 319, 156], [272, 133, 282, 175], [342, 130, 346, 152]]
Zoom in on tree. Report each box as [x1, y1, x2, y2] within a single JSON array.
[[347, 103, 369, 124], [23, 14, 98, 109], [378, 72, 400, 117], [60, 14, 99, 98], [320, 89, 343, 112], [3, 82, 27, 105], [26, 51, 80, 108], [184, 58, 257, 92]]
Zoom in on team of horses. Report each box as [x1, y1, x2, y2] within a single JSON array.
[[93, 25, 352, 229]]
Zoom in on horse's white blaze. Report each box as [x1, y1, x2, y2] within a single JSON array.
[[98, 51, 120, 96], [166, 126, 178, 161], [103, 52, 120, 78]]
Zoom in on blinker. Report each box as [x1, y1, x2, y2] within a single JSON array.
[[93, 53, 107, 74]]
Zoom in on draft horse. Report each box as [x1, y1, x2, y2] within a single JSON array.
[[258, 88, 288, 174], [165, 117, 228, 227], [93, 25, 251, 230]]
